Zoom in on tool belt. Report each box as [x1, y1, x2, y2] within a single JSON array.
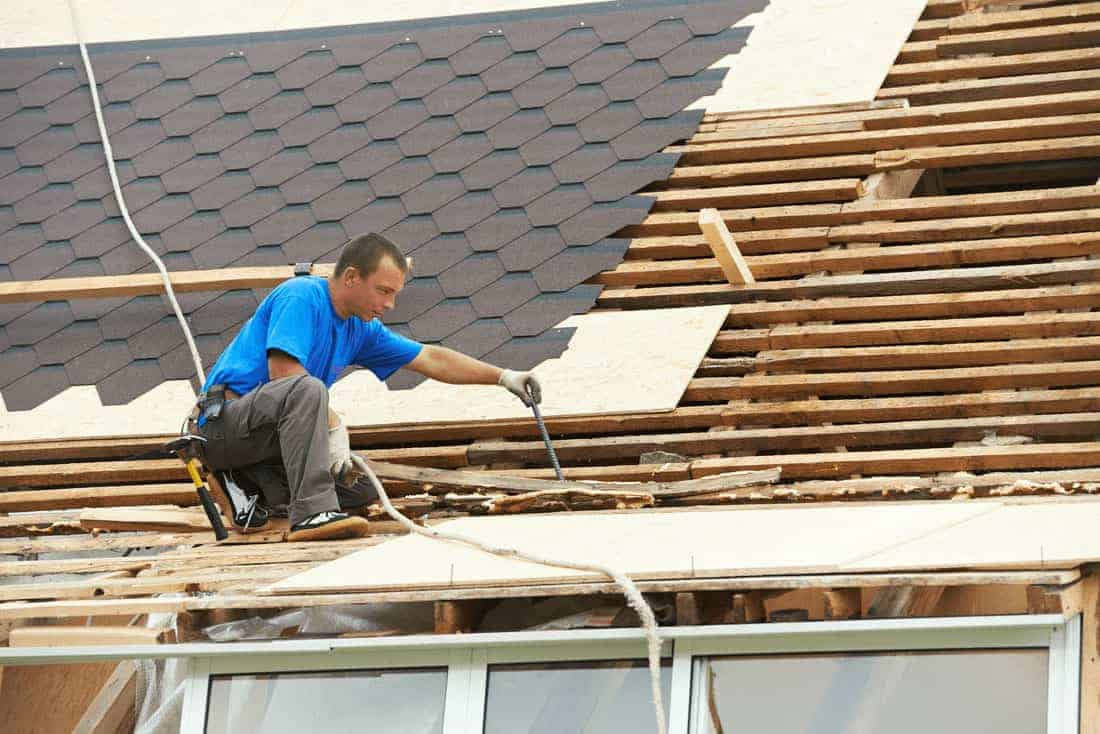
[[188, 384, 240, 426]]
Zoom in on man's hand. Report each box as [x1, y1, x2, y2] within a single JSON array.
[[328, 419, 369, 486], [498, 369, 541, 405]]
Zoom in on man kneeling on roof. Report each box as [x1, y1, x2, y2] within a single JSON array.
[[189, 232, 541, 542]]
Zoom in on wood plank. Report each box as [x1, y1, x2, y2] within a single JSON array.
[[701, 100, 896, 123], [690, 442, 1100, 479], [599, 260, 1100, 311], [724, 387, 1100, 427], [874, 135, 1100, 173], [923, 0, 968, 19], [719, 311, 1100, 351], [950, 2, 1100, 32], [0, 483, 196, 513], [867, 586, 945, 617], [467, 414, 1100, 464], [597, 233, 1100, 286], [910, 17, 951, 41], [896, 40, 940, 64], [942, 159, 1100, 191], [667, 154, 877, 187], [648, 179, 863, 212], [8, 626, 164, 647], [672, 113, 1100, 164], [830, 208, 1100, 244], [78, 507, 218, 533], [862, 89, 1100, 129], [879, 67, 1100, 104], [723, 283, 1100, 327], [1082, 568, 1100, 734], [626, 228, 831, 260], [885, 47, 1100, 86], [937, 19, 1100, 56], [698, 208, 754, 285], [690, 360, 1100, 400], [688, 119, 867, 144], [0, 569, 1079, 621]]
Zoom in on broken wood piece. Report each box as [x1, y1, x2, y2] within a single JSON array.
[[731, 592, 767, 623], [699, 208, 755, 285], [8, 625, 166, 647], [824, 588, 862, 620], [78, 507, 219, 533], [367, 459, 779, 499], [675, 591, 733, 625], [867, 585, 945, 618], [476, 488, 654, 514], [1026, 580, 1084, 617]]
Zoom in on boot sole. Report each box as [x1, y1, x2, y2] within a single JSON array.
[[288, 516, 370, 542]]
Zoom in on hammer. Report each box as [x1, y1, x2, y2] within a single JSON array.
[[164, 435, 228, 541]]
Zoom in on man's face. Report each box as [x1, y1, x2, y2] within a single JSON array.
[[345, 256, 406, 321]]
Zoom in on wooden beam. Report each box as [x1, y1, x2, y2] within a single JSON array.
[[701, 100, 901, 124], [649, 179, 863, 212], [433, 600, 493, 634], [937, 20, 1100, 56], [698, 208, 754, 285], [824, 588, 862, 620], [72, 661, 138, 734], [879, 67, 1100, 105], [1026, 580, 1084, 617], [8, 625, 165, 647], [863, 89, 1100, 130], [0, 483, 196, 513], [1082, 567, 1100, 734], [885, 47, 1100, 86]]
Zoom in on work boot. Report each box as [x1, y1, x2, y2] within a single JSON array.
[[288, 511, 369, 542]]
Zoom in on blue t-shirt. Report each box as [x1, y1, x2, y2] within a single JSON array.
[[203, 276, 423, 396]]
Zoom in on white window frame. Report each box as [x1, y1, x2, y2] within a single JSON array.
[[166, 613, 1078, 733]]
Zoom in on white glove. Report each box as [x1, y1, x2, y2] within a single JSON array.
[[328, 419, 369, 486], [498, 369, 541, 405]]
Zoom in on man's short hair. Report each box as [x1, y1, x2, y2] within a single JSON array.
[[334, 233, 410, 279]]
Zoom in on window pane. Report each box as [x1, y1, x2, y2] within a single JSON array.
[[484, 659, 671, 734], [692, 649, 1047, 734], [204, 667, 447, 734]]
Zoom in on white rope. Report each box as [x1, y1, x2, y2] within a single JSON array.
[[65, 0, 207, 385], [362, 463, 668, 734], [65, 1, 664, 728]]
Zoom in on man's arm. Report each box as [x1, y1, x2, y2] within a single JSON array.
[[406, 345, 541, 404], [267, 350, 340, 428], [405, 344, 501, 384]]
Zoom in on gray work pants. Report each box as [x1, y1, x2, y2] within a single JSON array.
[[195, 375, 375, 526]]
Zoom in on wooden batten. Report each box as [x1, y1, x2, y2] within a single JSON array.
[[8, 625, 166, 647], [698, 208, 755, 285]]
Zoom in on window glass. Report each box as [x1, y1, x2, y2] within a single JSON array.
[[483, 659, 671, 734], [204, 667, 446, 734], [691, 649, 1047, 734]]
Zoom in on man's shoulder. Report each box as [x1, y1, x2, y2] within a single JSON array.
[[271, 275, 325, 299]]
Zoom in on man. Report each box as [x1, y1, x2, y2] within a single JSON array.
[[191, 232, 541, 542]]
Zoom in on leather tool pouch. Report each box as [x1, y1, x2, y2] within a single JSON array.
[[199, 384, 227, 421]]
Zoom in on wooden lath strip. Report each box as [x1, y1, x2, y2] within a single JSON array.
[[878, 67, 1100, 105], [937, 19, 1100, 56], [885, 46, 1100, 86]]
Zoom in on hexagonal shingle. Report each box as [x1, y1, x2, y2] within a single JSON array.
[[382, 214, 438, 251], [334, 83, 398, 123], [45, 87, 93, 125], [311, 180, 375, 222], [278, 107, 342, 147], [518, 126, 583, 167], [341, 197, 406, 235], [160, 154, 225, 193], [550, 142, 618, 183], [248, 90, 311, 131], [469, 272, 539, 317], [577, 101, 643, 143], [161, 96, 223, 136], [131, 192, 195, 233], [500, 17, 577, 53], [337, 139, 403, 180], [190, 56, 252, 95], [282, 222, 348, 263], [406, 233, 471, 276], [525, 184, 592, 227], [249, 147, 313, 187], [400, 173, 465, 214], [397, 117, 460, 158], [493, 166, 558, 209], [305, 66, 368, 107], [160, 211, 224, 251], [66, 339, 134, 385], [603, 61, 667, 102], [432, 191, 497, 233], [363, 44, 424, 83], [131, 79, 193, 120], [454, 92, 518, 134], [502, 284, 602, 336], [610, 111, 703, 159], [308, 124, 371, 163], [275, 49, 337, 90], [0, 167, 47, 206], [16, 126, 78, 166], [441, 317, 510, 358], [427, 132, 491, 174], [41, 200, 106, 241], [636, 69, 726, 119], [423, 76, 486, 117], [103, 63, 164, 103], [544, 84, 609, 126], [536, 27, 602, 68], [497, 226, 567, 271], [570, 44, 634, 85], [44, 143, 106, 184], [34, 320, 102, 365], [466, 208, 530, 251], [191, 113, 254, 154], [71, 218, 129, 258], [408, 297, 477, 341], [558, 195, 652, 246], [383, 276, 443, 323], [192, 228, 257, 268], [481, 52, 544, 93], [459, 149, 525, 191], [393, 60, 455, 100], [131, 138, 194, 177], [18, 67, 80, 107], [660, 26, 752, 77], [249, 203, 314, 247], [220, 187, 285, 228], [486, 109, 550, 149], [191, 171, 254, 210], [218, 73, 281, 114], [220, 130, 283, 170], [532, 238, 628, 291], [0, 109, 50, 148], [450, 37, 511, 76], [96, 358, 164, 405], [367, 99, 429, 140], [6, 301, 73, 346], [626, 18, 693, 60], [369, 157, 435, 198], [585, 153, 678, 202], [0, 346, 39, 391], [190, 290, 258, 334], [280, 163, 344, 204], [3, 365, 70, 410], [483, 327, 575, 370], [13, 183, 74, 223]]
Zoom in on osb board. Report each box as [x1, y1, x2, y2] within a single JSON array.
[[849, 501, 1100, 572], [331, 306, 729, 426], [263, 502, 1002, 595], [0, 306, 726, 441]]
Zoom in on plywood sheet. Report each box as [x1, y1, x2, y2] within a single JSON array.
[[332, 305, 729, 426], [263, 502, 998, 595], [848, 501, 1100, 572], [0, 306, 725, 441]]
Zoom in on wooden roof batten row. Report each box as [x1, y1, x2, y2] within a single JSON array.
[[5, 0, 1100, 648]]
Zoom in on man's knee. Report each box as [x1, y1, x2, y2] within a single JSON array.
[[285, 375, 327, 405]]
